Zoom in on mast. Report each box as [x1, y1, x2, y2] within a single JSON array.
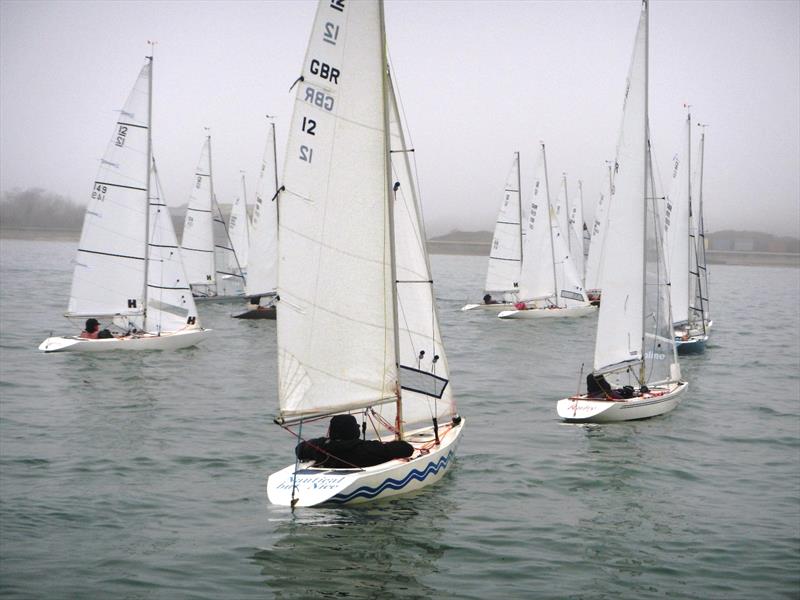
[[686, 105, 694, 327], [379, 0, 403, 440], [563, 173, 570, 254], [271, 118, 279, 225], [516, 151, 523, 266], [640, 0, 649, 384], [206, 131, 217, 293], [696, 122, 709, 333], [143, 50, 154, 322], [541, 142, 559, 305]]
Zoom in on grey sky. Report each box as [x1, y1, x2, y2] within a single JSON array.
[[1, 0, 798, 237]]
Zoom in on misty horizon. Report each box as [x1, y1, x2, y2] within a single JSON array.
[[1, 1, 798, 238]]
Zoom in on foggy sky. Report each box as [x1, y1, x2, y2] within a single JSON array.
[[1, 0, 798, 237]]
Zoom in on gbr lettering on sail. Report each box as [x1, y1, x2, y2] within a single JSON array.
[[296, 0, 346, 167]]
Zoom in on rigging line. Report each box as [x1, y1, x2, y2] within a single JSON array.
[[78, 248, 144, 261], [94, 180, 147, 192], [117, 121, 147, 129]]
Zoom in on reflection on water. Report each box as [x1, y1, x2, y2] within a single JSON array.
[[254, 492, 454, 598]]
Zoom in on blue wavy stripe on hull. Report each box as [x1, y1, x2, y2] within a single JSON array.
[[327, 451, 454, 504]]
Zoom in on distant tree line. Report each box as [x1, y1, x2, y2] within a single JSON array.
[[0, 188, 84, 231]]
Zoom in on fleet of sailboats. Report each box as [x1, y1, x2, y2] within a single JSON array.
[[39, 56, 209, 353], [497, 143, 595, 319], [179, 134, 247, 301], [38, 0, 719, 505]]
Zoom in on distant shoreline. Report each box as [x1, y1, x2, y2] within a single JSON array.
[[2, 228, 797, 267], [426, 240, 800, 267]]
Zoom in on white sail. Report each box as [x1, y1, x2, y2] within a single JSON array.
[[382, 72, 454, 432], [276, 0, 396, 420], [518, 148, 556, 301], [244, 122, 279, 298], [553, 174, 571, 247], [485, 154, 522, 298], [227, 173, 250, 272], [664, 113, 691, 325], [594, 0, 677, 384], [518, 145, 589, 308], [585, 165, 613, 293], [146, 160, 199, 332], [593, 2, 648, 375], [568, 180, 586, 282], [67, 62, 151, 328], [180, 137, 216, 289]]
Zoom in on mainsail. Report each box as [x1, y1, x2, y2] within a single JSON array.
[[227, 173, 250, 273], [585, 165, 613, 293], [244, 121, 279, 299], [68, 63, 151, 327], [180, 137, 216, 289], [485, 154, 523, 299], [277, 0, 396, 420]]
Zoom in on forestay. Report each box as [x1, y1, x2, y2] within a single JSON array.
[[485, 154, 522, 299], [277, 0, 396, 420], [244, 122, 279, 298], [67, 63, 151, 329]]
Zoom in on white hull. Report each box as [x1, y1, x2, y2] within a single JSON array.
[[498, 304, 597, 319], [556, 381, 688, 423], [38, 328, 210, 353], [460, 302, 516, 312], [267, 419, 464, 507]]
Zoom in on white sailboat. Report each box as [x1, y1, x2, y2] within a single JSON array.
[[461, 152, 523, 312], [568, 179, 587, 285], [233, 119, 279, 320], [556, 0, 687, 422], [584, 162, 614, 304], [267, 0, 464, 507], [227, 171, 250, 275], [39, 56, 208, 353], [179, 134, 246, 301], [665, 107, 710, 354], [498, 143, 595, 319]]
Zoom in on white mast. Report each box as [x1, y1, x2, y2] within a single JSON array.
[[541, 143, 559, 303], [143, 50, 154, 321], [639, 0, 649, 383]]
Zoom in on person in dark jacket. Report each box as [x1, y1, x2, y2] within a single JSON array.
[[295, 414, 414, 468]]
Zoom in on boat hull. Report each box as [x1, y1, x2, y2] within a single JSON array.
[[498, 304, 597, 319], [267, 419, 464, 507], [556, 381, 688, 423], [193, 294, 246, 304], [38, 328, 210, 353], [676, 334, 707, 354], [232, 306, 276, 320], [460, 303, 516, 312]]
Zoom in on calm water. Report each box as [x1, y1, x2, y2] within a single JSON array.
[[1, 238, 798, 599]]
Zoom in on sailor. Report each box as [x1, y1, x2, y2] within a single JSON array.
[[295, 414, 414, 468]]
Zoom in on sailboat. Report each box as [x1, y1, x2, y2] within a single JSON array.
[[460, 152, 524, 312], [556, 0, 687, 421], [233, 119, 279, 320], [665, 107, 711, 354], [227, 171, 250, 276], [39, 56, 209, 353], [179, 134, 247, 301], [568, 180, 587, 286], [497, 143, 595, 319], [267, 0, 464, 507]]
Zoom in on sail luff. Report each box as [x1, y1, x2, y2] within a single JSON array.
[[516, 152, 523, 265], [543, 145, 559, 303]]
